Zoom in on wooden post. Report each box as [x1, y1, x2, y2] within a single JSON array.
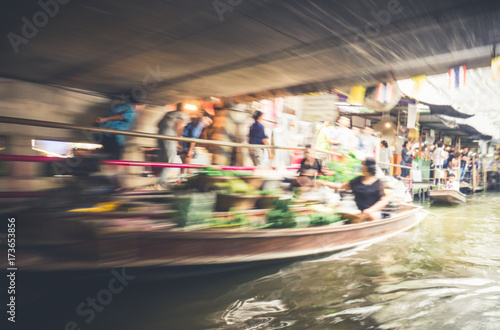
[[472, 160, 476, 193], [418, 128, 422, 158], [483, 156, 487, 191], [457, 138, 461, 186]]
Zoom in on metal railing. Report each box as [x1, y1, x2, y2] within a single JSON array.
[[0, 115, 341, 156]]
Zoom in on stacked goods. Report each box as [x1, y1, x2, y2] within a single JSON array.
[[172, 193, 216, 227], [266, 199, 296, 228], [308, 212, 342, 226], [215, 179, 260, 211], [318, 154, 362, 183]]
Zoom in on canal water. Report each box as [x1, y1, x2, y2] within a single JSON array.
[[17, 193, 500, 329]]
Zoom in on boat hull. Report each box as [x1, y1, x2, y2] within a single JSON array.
[[430, 189, 466, 204], [17, 204, 424, 272]]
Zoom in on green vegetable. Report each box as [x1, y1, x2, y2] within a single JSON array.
[[260, 189, 281, 195], [308, 212, 342, 226], [323, 156, 362, 183], [266, 199, 296, 228], [197, 167, 252, 177]]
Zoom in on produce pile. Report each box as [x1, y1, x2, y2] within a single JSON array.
[[318, 153, 362, 183], [171, 166, 347, 229], [197, 167, 251, 177]]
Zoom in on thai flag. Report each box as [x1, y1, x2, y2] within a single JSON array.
[[375, 82, 394, 103], [448, 65, 466, 89]]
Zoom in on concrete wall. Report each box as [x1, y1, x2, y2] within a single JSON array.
[[0, 77, 167, 178]]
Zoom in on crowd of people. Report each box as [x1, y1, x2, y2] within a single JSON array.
[[424, 143, 478, 188], [93, 97, 477, 193], [314, 116, 379, 162], [93, 97, 480, 218]]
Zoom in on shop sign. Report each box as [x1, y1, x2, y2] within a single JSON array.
[[301, 95, 338, 122]]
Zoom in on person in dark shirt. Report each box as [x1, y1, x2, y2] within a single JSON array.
[[400, 141, 415, 178], [298, 148, 322, 179], [248, 110, 270, 166], [179, 114, 213, 174], [95, 96, 144, 160], [317, 157, 389, 221], [459, 147, 470, 182]]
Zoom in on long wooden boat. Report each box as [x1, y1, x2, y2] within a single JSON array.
[[429, 189, 466, 204], [16, 204, 424, 275]]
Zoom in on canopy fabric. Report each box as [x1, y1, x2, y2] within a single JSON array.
[[397, 66, 500, 140]]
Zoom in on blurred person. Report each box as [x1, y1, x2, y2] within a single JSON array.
[[359, 126, 377, 159], [400, 141, 415, 178], [446, 149, 456, 168], [248, 110, 271, 166], [290, 145, 330, 189], [351, 127, 362, 150], [179, 114, 213, 174], [379, 140, 393, 176], [317, 157, 389, 221], [460, 147, 470, 183], [315, 120, 335, 165], [446, 153, 459, 178], [433, 142, 447, 184], [207, 96, 240, 165], [156, 102, 190, 188], [445, 173, 460, 191], [329, 116, 356, 153], [95, 96, 144, 160]]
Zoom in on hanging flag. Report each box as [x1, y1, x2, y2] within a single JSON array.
[[347, 85, 366, 104], [407, 104, 417, 129], [492, 57, 500, 82], [448, 65, 466, 89], [411, 74, 426, 94], [375, 82, 394, 103]]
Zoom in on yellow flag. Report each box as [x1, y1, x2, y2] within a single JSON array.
[[492, 57, 500, 82], [347, 85, 366, 104], [411, 74, 426, 93]]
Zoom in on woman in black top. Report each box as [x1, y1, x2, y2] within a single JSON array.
[[298, 148, 322, 179], [400, 141, 414, 178], [317, 158, 389, 220]]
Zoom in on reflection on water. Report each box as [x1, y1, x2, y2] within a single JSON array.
[[207, 193, 500, 329], [222, 298, 295, 329], [18, 193, 500, 329]]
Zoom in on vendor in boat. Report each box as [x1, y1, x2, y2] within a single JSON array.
[[316, 157, 389, 221], [290, 146, 331, 188]]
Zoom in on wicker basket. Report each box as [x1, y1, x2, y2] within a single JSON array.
[[240, 176, 264, 190], [255, 195, 281, 209], [195, 176, 237, 192], [215, 193, 260, 211]]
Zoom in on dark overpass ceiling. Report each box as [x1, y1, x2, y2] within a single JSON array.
[[0, 0, 499, 104]]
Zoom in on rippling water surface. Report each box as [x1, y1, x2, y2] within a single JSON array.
[[201, 193, 500, 330], [20, 193, 500, 329]]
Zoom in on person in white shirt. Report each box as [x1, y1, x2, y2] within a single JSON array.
[[359, 126, 377, 160], [379, 140, 393, 176], [433, 142, 447, 184], [433, 142, 447, 167], [445, 173, 460, 191], [329, 116, 356, 153]]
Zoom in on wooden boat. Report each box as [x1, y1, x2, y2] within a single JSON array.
[[429, 189, 466, 204], [17, 204, 424, 274]]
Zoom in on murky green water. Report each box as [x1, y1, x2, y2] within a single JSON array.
[[20, 193, 500, 329]]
